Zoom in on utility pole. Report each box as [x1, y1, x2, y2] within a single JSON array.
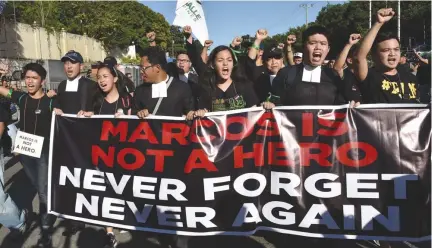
[[369, 0, 372, 29], [300, 3, 314, 26], [397, 0, 400, 40], [172, 40, 174, 58]]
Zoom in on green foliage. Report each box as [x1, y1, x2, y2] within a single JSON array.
[[266, 1, 431, 59], [120, 55, 141, 65], [3, 1, 172, 51]]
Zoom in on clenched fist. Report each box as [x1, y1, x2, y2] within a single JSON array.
[[287, 34, 296, 45], [231, 36, 243, 47], [377, 8, 395, 24], [183, 26, 192, 36], [204, 40, 213, 47], [255, 29, 268, 41], [348, 34, 361, 45]]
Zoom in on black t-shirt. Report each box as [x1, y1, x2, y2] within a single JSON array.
[[198, 81, 259, 111], [417, 64, 431, 86], [359, 68, 418, 104], [342, 68, 362, 103], [11, 92, 54, 152], [133, 77, 194, 117], [96, 95, 132, 115]]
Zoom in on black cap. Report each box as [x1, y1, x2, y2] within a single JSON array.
[[61, 50, 84, 63], [263, 46, 283, 61], [104, 56, 118, 67]]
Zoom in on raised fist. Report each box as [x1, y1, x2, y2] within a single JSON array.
[[348, 33, 361, 45], [146, 32, 156, 41], [255, 29, 268, 41], [377, 8, 395, 24], [278, 43, 285, 49], [287, 34, 296, 45], [231, 37, 243, 47], [204, 40, 213, 47], [183, 25, 192, 39]]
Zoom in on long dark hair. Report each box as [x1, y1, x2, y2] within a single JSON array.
[[93, 63, 130, 112], [200, 45, 249, 93]]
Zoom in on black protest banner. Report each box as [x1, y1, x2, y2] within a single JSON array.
[[48, 105, 431, 241]]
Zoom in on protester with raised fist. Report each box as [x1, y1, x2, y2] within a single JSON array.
[[192, 44, 273, 117], [0, 63, 59, 248], [271, 25, 360, 107], [201, 39, 213, 64], [354, 8, 418, 103], [286, 34, 297, 66], [246, 29, 268, 80], [334, 33, 361, 79], [134, 46, 194, 119], [246, 29, 285, 103]]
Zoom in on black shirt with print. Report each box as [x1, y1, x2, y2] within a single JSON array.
[[198, 81, 259, 112], [133, 77, 194, 117], [11, 92, 55, 152], [359, 68, 418, 104]]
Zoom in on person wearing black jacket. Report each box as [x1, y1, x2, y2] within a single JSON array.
[[50, 50, 98, 115], [245, 29, 285, 103], [49, 50, 97, 236], [75, 63, 132, 248], [134, 46, 194, 119], [134, 45, 194, 248], [271, 26, 361, 106]]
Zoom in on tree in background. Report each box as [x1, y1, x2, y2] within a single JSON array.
[[3, 1, 173, 52], [169, 25, 187, 57], [238, 1, 430, 59]]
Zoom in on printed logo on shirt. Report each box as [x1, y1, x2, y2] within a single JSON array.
[[381, 79, 417, 99], [212, 95, 246, 111]]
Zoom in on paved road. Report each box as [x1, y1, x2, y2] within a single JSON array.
[[0, 157, 429, 248]]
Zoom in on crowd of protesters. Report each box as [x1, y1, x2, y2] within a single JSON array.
[[0, 8, 429, 248]]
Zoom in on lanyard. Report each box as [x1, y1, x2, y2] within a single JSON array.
[[23, 95, 42, 135]]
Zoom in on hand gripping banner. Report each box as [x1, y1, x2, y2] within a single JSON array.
[[48, 104, 431, 241]]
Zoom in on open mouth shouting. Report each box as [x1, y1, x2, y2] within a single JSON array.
[[99, 82, 108, 91], [221, 67, 230, 77], [311, 51, 323, 63]]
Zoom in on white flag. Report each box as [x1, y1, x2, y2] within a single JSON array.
[[173, 0, 209, 46]]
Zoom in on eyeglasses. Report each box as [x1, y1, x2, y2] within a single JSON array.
[[140, 65, 155, 73]]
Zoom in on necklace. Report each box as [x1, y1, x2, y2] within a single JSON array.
[[23, 95, 42, 134], [99, 97, 119, 115]]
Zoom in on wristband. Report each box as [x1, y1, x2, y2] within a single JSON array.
[[251, 44, 260, 50], [7, 89, 12, 98]]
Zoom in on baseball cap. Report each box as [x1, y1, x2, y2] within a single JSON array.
[[263, 46, 283, 61], [104, 56, 118, 67], [61, 50, 84, 63], [294, 52, 303, 58]]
